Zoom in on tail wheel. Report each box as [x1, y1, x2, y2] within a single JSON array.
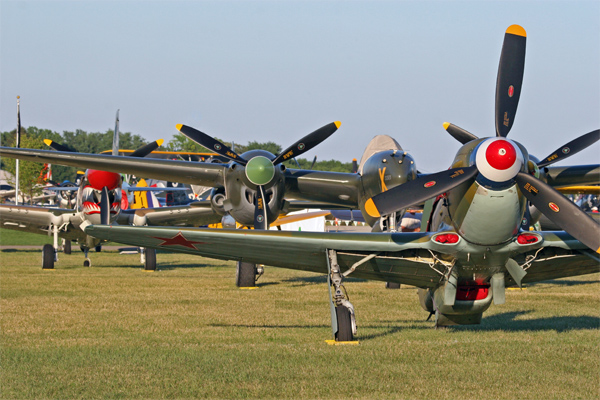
[[335, 306, 354, 342], [144, 248, 157, 271], [42, 244, 55, 269], [236, 261, 256, 287]]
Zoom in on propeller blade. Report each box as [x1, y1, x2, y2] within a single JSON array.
[[365, 165, 479, 217], [43, 139, 73, 152], [254, 185, 269, 230], [129, 139, 164, 158], [537, 129, 600, 168], [176, 124, 247, 165], [100, 186, 110, 225], [310, 155, 318, 170], [515, 172, 600, 253], [113, 109, 120, 156], [443, 122, 479, 144], [272, 121, 341, 165], [495, 25, 526, 138]]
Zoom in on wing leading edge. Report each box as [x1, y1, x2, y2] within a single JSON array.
[[85, 225, 450, 288]]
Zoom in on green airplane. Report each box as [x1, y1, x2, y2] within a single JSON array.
[[2, 25, 599, 342]]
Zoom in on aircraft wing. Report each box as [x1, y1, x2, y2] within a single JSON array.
[[118, 202, 221, 227], [545, 164, 600, 187], [85, 225, 455, 288], [0, 147, 227, 187], [505, 231, 600, 285], [0, 204, 80, 240]]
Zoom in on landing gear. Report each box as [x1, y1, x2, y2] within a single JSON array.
[[236, 261, 257, 287], [63, 239, 71, 254], [327, 249, 357, 342], [95, 245, 102, 252], [42, 244, 55, 269], [334, 305, 354, 341], [143, 248, 156, 271], [82, 247, 91, 267], [385, 282, 401, 289]]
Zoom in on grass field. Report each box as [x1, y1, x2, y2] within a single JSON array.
[[1, 247, 599, 399]]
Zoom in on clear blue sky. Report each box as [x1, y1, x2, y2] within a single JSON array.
[[1, 0, 599, 171]]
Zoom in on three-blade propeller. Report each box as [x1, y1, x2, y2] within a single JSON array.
[[369, 24, 599, 253], [176, 121, 341, 230]]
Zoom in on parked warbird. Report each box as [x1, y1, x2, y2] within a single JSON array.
[[0, 110, 221, 270], [81, 25, 600, 342]]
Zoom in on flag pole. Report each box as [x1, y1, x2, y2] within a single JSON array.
[[15, 96, 21, 205]]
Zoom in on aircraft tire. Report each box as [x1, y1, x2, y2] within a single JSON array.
[[95, 245, 102, 252], [83, 259, 91, 267], [144, 248, 157, 271], [63, 240, 71, 255], [335, 305, 353, 342], [236, 261, 256, 287], [385, 282, 401, 289], [42, 244, 55, 269]]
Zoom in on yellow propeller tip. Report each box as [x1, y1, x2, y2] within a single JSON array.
[[43, 139, 53, 146], [442, 122, 450, 130], [364, 198, 380, 218], [334, 121, 341, 129], [506, 24, 526, 37], [175, 124, 183, 131], [156, 139, 164, 146]]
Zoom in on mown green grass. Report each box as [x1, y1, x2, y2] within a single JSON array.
[[1, 249, 599, 399], [0, 227, 54, 245]]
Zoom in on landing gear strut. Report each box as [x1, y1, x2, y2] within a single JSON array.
[[326, 250, 357, 342]]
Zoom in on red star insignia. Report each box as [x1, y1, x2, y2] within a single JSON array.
[[152, 232, 205, 249]]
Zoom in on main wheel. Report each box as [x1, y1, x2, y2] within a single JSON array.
[[335, 306, 354, 341], [385, 282, 401, 289], [236, 261, 256, 287], [83, 259, 91, 267], [42, 244, 55, 269], [144, 248, 157, 271], [63, 240, 71, 255], [95, 245, 102, 252]]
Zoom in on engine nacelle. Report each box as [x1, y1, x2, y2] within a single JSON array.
[[359, 149, 417, 226]]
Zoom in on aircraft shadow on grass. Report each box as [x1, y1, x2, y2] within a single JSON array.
[[454, 311, 599, 333]]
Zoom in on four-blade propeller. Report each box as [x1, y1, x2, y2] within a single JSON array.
[[176, 121, 341, 229], [368, 24, 599, 253]]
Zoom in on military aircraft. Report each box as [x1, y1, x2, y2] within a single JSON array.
[[71, 25, 600, 343], [0, 111, 223, 270]]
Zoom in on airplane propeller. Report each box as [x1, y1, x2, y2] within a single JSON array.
[[367, 24, 600, 253], [514, 172, 600, 251], [100, 186, 110, 225], [176, 121, 341, 228]]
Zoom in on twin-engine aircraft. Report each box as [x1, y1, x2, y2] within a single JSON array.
[[1, 26, 598, 342]]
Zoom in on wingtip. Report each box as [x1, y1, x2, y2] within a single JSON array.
[[506, 24, 526, 37]]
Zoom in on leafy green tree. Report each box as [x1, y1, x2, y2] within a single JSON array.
[[2, 133, 47, 203]]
